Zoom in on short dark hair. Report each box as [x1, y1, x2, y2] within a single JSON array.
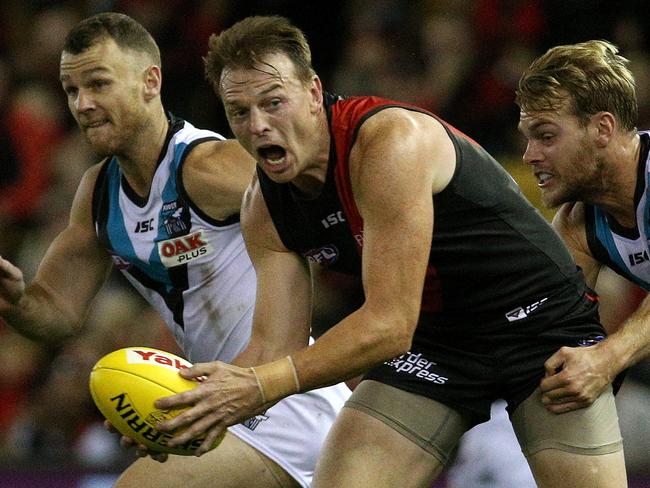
[[204, 15, 315, 93], [516, 40, 637, 131], [63, 12, 161, 66]]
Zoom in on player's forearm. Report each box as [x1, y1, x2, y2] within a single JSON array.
[[232, 328, 308, 368], [602, 301, 650, 373], [252, 308, 412, 402], [4, 282, 82, 344], [298, 319, 409, 390]]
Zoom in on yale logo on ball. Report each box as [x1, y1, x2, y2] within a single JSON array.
[[89, 347, 224, 455]]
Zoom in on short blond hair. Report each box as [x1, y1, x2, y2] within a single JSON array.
[[516, 40, 637, 131]]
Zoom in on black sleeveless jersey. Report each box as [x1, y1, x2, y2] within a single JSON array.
[[257, 93, 596, 338]]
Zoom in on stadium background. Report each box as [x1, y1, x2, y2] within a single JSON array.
[[1, 1, 650, 486]]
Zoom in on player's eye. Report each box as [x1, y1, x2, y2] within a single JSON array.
[[63, 86, 78, 97]]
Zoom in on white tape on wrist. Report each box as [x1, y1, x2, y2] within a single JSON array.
[[251, 356, 301, 404]]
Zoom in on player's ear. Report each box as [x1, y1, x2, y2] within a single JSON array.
[[308, 75, 323, 114], [143, 65, 162, 101], [592, 112, 615, 148]]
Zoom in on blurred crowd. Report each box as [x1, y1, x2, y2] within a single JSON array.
[[1, 0, 650, 483]]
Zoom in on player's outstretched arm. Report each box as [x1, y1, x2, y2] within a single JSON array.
[[0, 164, 112, 343], [541, 294, 650, 413], [155, 175, 313, 454], [540, 203, 635, 412], [289, 108, 452, 392]]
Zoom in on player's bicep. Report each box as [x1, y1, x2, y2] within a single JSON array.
[[360, 192, 432, 322], [352, 111, 444, 331], [32, 165, 111, 322]]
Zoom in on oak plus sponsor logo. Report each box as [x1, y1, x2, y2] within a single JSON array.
[[384, 351, 448, 385], [505, 297, 548, 322], [157, 229, 214, 267]]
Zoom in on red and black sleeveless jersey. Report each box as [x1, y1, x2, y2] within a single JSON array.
[[257, 93, 594, 333]]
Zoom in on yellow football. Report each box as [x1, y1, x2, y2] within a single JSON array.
[[89, 346, 223, 455]]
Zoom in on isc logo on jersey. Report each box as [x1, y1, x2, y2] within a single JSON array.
[[157, 229, 213, 267]]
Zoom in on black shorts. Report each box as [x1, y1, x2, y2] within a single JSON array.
[[363, 291, 606, 423]]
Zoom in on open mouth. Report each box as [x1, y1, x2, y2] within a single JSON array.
[[84, 119, 109, 129], [536, 172, 553, 186], [258, 145, 286, 166]]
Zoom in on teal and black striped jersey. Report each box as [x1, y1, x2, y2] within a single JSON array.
[[92, 115, 255, 362], [585, 131, 650, 290]]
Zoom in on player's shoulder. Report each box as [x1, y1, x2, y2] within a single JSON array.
[[552, 202, 587, 237], [78, 158, 110, 193], [185, 139, 252, 168], [553, 202, 587, 226], [68, 159, 111, 224], [352, 104, 453, 193], [181, 139, 256, 220], [360, 105, 441, 137], [187, 139, 251, 161], [354, 105, 449, 164]]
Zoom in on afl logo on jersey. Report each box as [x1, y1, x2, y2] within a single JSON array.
[[157, 230, 214, 267], [304, 245, 339, 265]]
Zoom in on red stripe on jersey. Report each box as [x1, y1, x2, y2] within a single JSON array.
[[329, 95, 452, 313]]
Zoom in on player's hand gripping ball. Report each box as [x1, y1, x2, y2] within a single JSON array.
[[89, 347, 224, 455]]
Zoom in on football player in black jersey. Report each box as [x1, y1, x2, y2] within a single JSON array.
[[157, 17, 628, 488]]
